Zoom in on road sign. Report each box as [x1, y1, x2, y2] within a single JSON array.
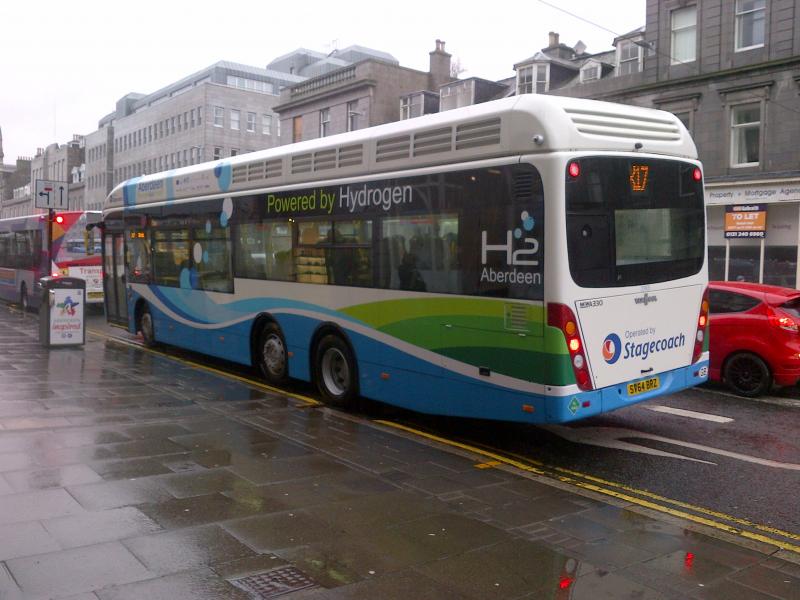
[[35, 179, 69, 210]]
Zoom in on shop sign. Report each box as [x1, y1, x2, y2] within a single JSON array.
[[707, 182, 800, 204], [725, 204, 766, 238]]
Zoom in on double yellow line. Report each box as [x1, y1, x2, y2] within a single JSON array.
[[376, 420, 800, 555], [88, 325, 799, 556]]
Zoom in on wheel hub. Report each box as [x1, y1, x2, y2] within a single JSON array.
[[321, 348, 349, 396], [263, 336, 285, 375]]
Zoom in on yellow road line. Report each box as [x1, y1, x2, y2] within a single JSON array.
[[87, 328, 321, 407], [77, 319, 800, 554], [497, 448, 800, 543], [376, 419, 800, 555]]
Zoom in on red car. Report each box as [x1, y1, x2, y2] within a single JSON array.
[[708, 281, 800, 396]]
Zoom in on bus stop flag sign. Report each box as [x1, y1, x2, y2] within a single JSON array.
[[35, 179, 69, 210]]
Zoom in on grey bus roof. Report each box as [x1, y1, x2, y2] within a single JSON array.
[[106, 94, 697, 211]]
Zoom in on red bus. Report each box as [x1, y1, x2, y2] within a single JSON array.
[[0, 211, 102, 310]]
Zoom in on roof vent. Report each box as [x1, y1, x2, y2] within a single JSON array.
[[376, 135, 411, 162], [413, 127, 452, 157]]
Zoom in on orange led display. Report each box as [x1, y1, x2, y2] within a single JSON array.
[[629, 165, 649, 192]]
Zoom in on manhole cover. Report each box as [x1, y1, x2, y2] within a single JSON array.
[[229, 566, 318, 598]]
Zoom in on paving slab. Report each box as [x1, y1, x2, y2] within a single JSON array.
[[0, 306, 796, 599]]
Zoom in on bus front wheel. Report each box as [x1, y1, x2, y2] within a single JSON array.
[[258, 323, 288, 384], [140, 306, 156, 347], [314, 334, 358, 408]]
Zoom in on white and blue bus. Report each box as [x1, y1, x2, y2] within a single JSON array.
[[103, 95, 709, 423]]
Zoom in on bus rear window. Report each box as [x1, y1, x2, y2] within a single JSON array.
[[565, 157, 705, 287]]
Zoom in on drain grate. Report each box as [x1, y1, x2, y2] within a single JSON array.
[[229, 566, 318, 598]]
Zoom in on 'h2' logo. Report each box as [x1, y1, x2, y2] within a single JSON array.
[[482, 211, 539, 266]]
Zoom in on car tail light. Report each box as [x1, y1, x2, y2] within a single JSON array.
[[768, 308, 799, 333], [548, 303, 593, 391], [693, 288, 709, 364]]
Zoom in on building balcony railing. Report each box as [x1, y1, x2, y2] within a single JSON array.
[[290, 66, 357, 99]]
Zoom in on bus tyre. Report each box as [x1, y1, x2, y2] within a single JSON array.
[[140, 306, 156, 347], [258, 323, 288, 384], [315, 334, 357, 408], [724, 352, 771, 397], [19, 284, 28, 312]]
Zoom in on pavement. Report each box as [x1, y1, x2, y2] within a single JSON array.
[[0, 304, 798, 600]]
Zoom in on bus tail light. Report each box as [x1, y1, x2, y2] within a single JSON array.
[[548, 303, 593, 391], [692, 288, 709, 363]]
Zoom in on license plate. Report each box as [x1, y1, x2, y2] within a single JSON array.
[[627, 376, 660, 396], [88, 292, 104, 299]]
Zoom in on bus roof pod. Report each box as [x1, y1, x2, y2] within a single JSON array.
[[105, 95, 697, 212]]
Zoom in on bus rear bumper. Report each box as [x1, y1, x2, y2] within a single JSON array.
[[548, 360, 710, 423]]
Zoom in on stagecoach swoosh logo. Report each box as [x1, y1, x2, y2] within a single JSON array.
[[602, 333, 622, 364], [634, 293, 658, 306]]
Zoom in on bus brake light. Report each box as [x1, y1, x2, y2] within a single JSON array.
[[692, 167, 702, 181], [568, 162, 580, 178], [548, 303, 593, 391], [692, 288, 709, 364]]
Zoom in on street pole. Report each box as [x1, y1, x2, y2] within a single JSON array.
[[48, 208, 54, 276]]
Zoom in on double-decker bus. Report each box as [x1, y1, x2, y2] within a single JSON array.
[[0, 211, 103, 310], [103, 95, 708, 423]]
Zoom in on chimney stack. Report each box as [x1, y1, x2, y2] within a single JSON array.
[[429, 39, 452, 91], [548, 31, 560, 47]]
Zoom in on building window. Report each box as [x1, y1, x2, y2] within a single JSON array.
[[190, 109, 195, 127], [731, 103, 760, 167], [213, 106, 224, 127], [735, 0, 765, 51], [213, 147, 222, 160], [617, 40, 641, 75], [517, 66, 533, 94], [319, 108, 330, 138], [535, 65, 548, 93], [674, 111, 693, 136], [400, 97, 414, 120], [293, 116, 302, 143], [230, 110, 240, 131], [347, 101, 359, 132], [671, 6, 697, 64], [262, 114, 272, 135], [246, 112, 256, 133], [580, 62, 600, 82], [230, 148, 239, 157], [198, 106, 203, 125]]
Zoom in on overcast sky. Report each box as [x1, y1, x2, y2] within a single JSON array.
[[0, 0, 645, 163]]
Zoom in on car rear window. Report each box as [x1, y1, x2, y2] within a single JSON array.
[[708, 289, 761, 314], [778, 297, 800, 318]]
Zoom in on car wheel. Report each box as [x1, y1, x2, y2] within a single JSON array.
[[258, 322, 288, 384], [140, 305, 156, 347], [314, 334, 358, 408], [19, 283, 29, 312], [723, 352, 772, 397]]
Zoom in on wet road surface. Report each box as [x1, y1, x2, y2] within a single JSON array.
[[0, 305, 797, 599]]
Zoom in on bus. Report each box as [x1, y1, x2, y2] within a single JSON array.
[[103, 95, 708, 423], [0, 211, 103, 310]]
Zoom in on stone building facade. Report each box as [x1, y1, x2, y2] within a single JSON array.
[[274, 41, 453, 143]]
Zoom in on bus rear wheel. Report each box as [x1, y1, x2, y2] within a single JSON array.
[[314, 334, 358, 408], [140, 305, 156, 347], [258, 323, 288, 384]]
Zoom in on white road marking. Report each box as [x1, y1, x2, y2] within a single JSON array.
[[645, 405, 733, 423], [544, 425, 800, 470]]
